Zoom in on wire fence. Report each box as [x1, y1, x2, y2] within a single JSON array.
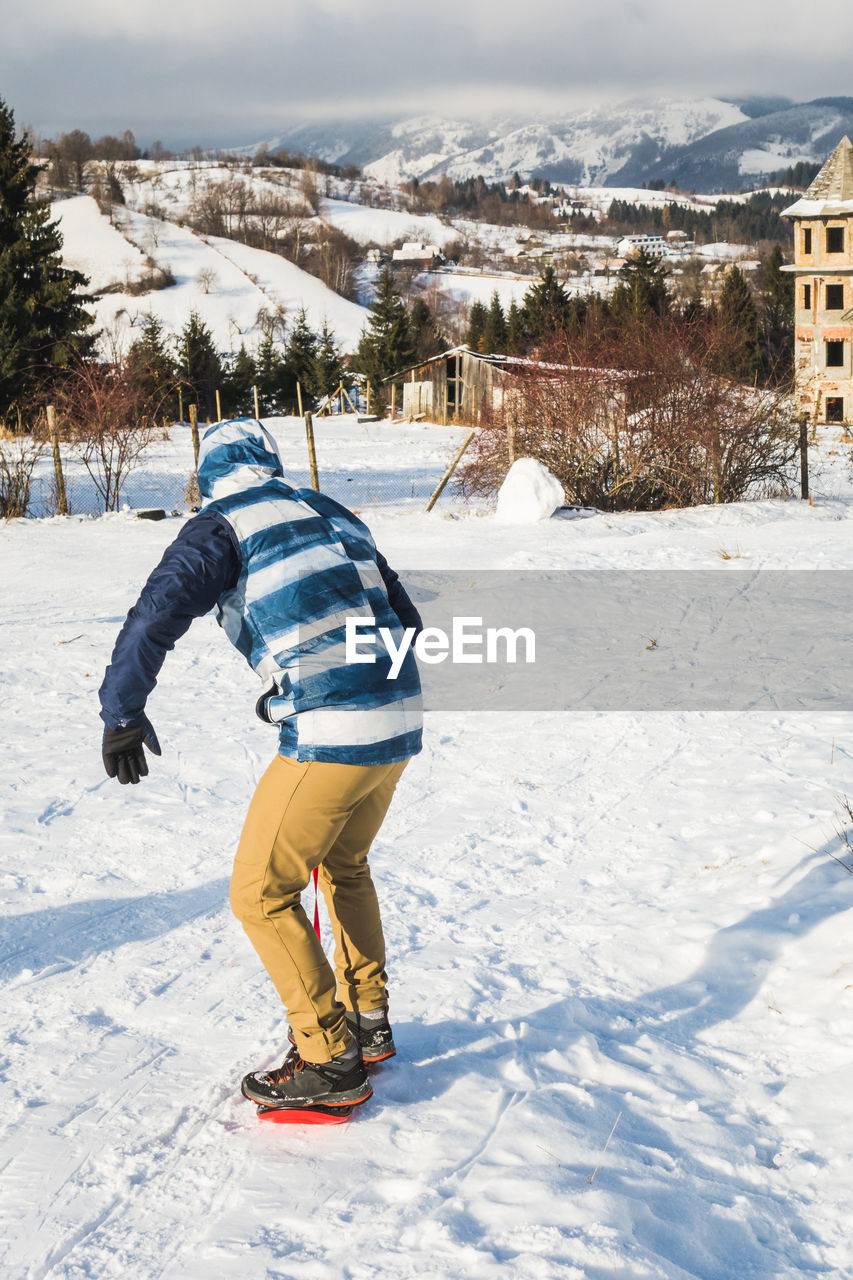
[[15, 413, 474, 520]]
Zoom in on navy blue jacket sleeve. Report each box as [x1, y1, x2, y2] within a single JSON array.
[[98, 513, 240, 729], [375, 550, 423, 636]]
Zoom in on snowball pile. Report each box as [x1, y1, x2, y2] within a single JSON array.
[[495, 457, 565, 523]]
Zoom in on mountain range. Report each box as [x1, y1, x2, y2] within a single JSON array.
[[256, 96, 853, 192]]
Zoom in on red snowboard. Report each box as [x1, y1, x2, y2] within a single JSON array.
[[256, 1102, 354, 1125]]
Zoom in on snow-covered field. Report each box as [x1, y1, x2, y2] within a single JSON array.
[[3, 419, 853, 1278], [320, 198, 457, 248]]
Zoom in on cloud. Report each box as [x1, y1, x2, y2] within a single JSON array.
[[2, 0, 851, 144]]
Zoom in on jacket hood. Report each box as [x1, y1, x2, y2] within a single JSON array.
[[198, 418, 288, 502]]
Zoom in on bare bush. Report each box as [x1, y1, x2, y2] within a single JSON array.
[[103, 262, 176, 296], [55, 353, 167, 512], [461, 317, 797, 511], [0, 430, 44, 518]]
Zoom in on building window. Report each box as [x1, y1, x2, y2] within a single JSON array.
[[826, 340, 845, 367], [826, 283, 844, 310], [803, 227, 812, 254], [826, 226, 844, 254], [826, 397, 844, 423], [803, 283, 811, 309]]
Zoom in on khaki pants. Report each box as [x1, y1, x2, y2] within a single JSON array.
[[229, 754, 409, 1063]]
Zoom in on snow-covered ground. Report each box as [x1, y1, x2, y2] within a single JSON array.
[[320, 197, 457, 248], [52, 197, 151, 294], [4, 420, 853, 1279], [25, 416, 470, 518]]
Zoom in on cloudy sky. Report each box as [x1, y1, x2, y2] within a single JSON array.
[[2, 0, 851, 145]]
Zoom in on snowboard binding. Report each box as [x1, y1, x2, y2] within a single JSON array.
[[255, 1102, 354, 1125]]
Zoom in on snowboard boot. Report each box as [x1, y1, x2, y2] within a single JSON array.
[[345, 1008, 396, 1064], [286, 1008, 396, 1066], [241, 1047, 372, 1111]]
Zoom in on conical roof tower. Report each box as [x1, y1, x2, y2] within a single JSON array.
[[784, 136, 853, 216]]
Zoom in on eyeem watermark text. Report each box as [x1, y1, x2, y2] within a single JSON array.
[[346, 616, 536, 678]]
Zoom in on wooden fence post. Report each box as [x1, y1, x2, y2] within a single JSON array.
[[215, 388, 222, 421], [799, 418, 809, 500], [304, 412, 319, 489], [366, 381, 371, 415], [253, 384, 260, 418], [425, 428, 476, 512], [390, 384, 396, 421], [296, 382, 303, 418], [178, 387, 184, 426], [189, 404, 200, 471], [341, 384, 358, 414], [507, 416, 517, 467], [46, 404, 68, 516]]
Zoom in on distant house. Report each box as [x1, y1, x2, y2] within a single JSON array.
[[391, 242, 445, 268], [782, 135, 853, 425], [617, 233, 668, 258]]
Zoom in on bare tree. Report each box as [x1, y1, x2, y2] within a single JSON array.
[[58, 130, 94, 191], [196, 266, 219, 294], [55, 351, 166, 512]]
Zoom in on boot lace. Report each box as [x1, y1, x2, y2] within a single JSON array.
[[267, 1051, 305, 1084]]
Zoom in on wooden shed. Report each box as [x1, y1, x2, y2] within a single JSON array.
[[390, 346, 627, 427]]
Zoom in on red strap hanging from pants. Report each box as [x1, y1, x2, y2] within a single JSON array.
[[312, 866, 321, 940]]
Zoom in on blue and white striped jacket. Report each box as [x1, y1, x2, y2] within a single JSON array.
[[198, 419, 423, 765]]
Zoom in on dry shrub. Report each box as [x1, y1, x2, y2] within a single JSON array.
[[54, 351, 167, 512], [0, 430, 44, 518], [461, 316, 797, 511]]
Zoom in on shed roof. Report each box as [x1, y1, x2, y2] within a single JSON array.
[[783, 136, 853, 217], [384, 346, 633, 383]]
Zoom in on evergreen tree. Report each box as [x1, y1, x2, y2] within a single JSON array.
[[758, 244, 794, 384], [286, 309, 319, 397], [355, 267, 415, 390], [522, 266, 572, 342], [718, 266, 762, 383], [222, 343, 257, 417], [466, 300, 487, 351], [127, 316, 177, 408], [610, 249, 669, 321], [506, 299, 527, 355], [409, 297, 445, 363], [482, 291, 507, 353], [177, 312, 221, 419], [311, 321, 345, 399], [0, 95, 92, 416], [255, 337, 292, 414]]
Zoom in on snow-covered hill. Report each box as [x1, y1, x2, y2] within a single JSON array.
[[264, 97, 748, 188], [53, 195, 370, 356], [255, 96, 853, 191], [624, 97, 853, 191]]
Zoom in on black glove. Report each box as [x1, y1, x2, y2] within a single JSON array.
[[102, 715, 162, 785]]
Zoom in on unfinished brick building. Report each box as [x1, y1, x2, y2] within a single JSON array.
[[783, 136, 853, 425]]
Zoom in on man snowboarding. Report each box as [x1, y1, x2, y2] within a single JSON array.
[[99, 418, 422, 1119]]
